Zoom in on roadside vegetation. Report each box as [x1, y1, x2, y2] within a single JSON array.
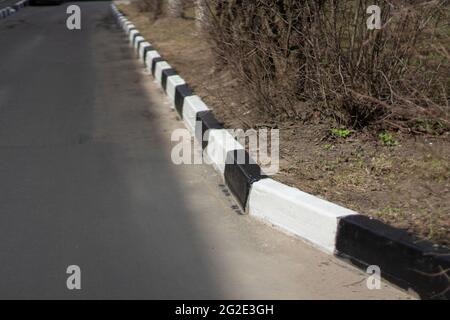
[[206, 0, 450, 133], [119, 0, 450, 246]]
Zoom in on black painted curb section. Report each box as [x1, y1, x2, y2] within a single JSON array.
[[224, 150, 265, 209], [335, 215, 450, 300], [196, 110, 223, 149], [161, 69, 177, 92], [174, 84, 193, 117], [151, 57, 164, 77]]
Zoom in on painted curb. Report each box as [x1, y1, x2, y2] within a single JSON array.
[[0, 0, 28, 20], [154, 61, 172, 87], [182, 95, 208, 135], [225, 149, 265, 209], [165, 74, 185, 104], [111, 4, 450, 300], [196, 110, 223, 149], [174, 84, 193, 116], [248, 178, 358, 254], [206, 129, 244, 175], [336, 215, 450, 299]]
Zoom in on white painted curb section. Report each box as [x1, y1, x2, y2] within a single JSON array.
[[145, 51, 161, 71], [166, 75, 185, 103], [119, 17, 127, 27], [154, 61, 171, 85], [248, 178, 357, 253], [122, 21, 132, 29], [182, 95, 209, 134], [133, 35, 145, 51], [119, 20, 128, 29], [125, 23, 135, 33], [129, 29, 139, 45], [206, 130, 244, 174], [138, 42, 151, 60]]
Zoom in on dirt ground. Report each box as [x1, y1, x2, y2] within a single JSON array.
[[118, 3, 450, 247]]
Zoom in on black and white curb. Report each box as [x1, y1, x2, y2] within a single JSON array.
[[0, 6, 15, 19], [111, 4, 450, 300], [0, 0, 28, 20]]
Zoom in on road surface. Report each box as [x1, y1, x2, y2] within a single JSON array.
[[0, 2, 413, 299]]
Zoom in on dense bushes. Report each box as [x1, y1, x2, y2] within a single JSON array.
[[133, 0, 449, 133], [205, 0, 450, 132]]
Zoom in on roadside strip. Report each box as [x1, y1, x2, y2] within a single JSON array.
[[110, 4, 450, 300], [0, 0, 28, 20]]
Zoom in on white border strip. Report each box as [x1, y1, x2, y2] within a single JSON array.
[[248, 179, 357, 253]]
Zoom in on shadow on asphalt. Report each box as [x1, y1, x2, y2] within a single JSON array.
[[0, 2, 223, 299]]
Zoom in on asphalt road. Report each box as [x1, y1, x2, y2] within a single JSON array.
[[0, 2, 412, 299]]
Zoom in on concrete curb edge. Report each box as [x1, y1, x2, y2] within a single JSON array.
[[0, 0, 28, 20]]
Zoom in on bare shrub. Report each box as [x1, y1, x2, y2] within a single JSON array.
[[206, 0, 450, 132]]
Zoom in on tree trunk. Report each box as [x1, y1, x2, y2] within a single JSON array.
[[195, 0, 207, 29], [167, 0, 183, 18]]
